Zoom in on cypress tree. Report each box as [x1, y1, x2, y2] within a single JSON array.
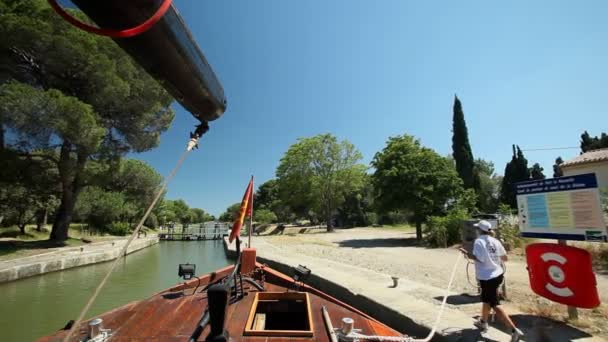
[[500, 145, 530, 208], [452, 95, 480, 191]]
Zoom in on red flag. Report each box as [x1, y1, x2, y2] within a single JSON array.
[[229, 178, 253, 243]]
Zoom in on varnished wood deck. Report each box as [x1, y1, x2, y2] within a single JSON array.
[[39, 263, 402, 341]]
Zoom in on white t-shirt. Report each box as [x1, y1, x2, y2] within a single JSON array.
[[473, 234, 506, 281]]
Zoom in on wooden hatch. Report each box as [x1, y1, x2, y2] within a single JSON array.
[[244, 292, 314, 337]]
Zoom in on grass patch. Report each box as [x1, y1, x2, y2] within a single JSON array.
[[0, 225, 127, 261]]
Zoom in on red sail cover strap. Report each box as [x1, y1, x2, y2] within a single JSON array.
[[229, 179, 253, 243], [47, 0, 173, 38]]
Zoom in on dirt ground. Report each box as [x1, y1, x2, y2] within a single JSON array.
[[259, 227, 608, 340]]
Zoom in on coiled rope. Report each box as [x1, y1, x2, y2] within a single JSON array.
[[63, 139, 198, 342]]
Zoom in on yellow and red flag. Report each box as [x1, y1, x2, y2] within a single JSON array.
[[229, 177, 253, 243]]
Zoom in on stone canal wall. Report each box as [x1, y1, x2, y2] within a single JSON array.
[[0, 236, 159, 283]]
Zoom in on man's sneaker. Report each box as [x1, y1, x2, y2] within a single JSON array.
[[473, 320, 488, 332], [511, 328, 524, 342]]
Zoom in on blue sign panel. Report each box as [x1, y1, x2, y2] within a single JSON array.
[[515, 173, 606, 242]]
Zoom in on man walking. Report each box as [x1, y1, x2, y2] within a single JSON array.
[[468, 220, 524, 341]]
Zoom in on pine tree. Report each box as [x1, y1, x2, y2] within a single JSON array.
[[580, 131, 608, 152], [452, 95, 480, 191], [530, 163, 545, 180]]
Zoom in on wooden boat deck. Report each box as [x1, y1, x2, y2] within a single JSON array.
[[39, 263, 403, 341]]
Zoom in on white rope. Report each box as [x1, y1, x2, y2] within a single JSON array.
[[342, 253, 463, 342], [63, 141, 197, 342]]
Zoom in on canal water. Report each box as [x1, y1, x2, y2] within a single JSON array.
[[0, 240, 230, 342]]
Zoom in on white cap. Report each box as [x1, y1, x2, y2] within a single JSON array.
[[474, 220, 492, 232]]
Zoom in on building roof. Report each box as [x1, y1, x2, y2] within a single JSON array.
[[561, 148, 608, 168]]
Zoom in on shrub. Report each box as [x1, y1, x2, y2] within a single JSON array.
[[255, 209, 278, 224], [379, 210, 411, 225], [144, 213, 158, 229], [424, 208, 468, 247], [498, 220, 525, 250], [365, 212, 378, 226], [107, 222, 130, 236], [425, 215, 448, 247]]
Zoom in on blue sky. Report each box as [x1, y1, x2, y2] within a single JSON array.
[[135, 0, 608, 216]]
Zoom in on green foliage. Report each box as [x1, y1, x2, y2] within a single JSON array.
[[276, 134, 366, 229], [336, 176, 375, 227], [219, 203, 241, 222], [371, 134, 464, 239], [169, 199, 191, 225], [476, 159, 501, 213], [0, 82, 106, 153], [0, 149, 59, 232], [500, 145, 530, 208], [378, 211, 411, 225], [0, 1, 174, 240], [424, 208, 468, 248], [108, 159, 163, 208], [530, 163, 546, 180], [254, 179, 293, 222], [498, 203, 514, 216], [74, 187, 125, 230], [107, 222, 130, 236], [452, 96, 480, 192], [580, 131, 608, 153], [254, 209, 277, 224], [190, 208, 213, 223], [499, 220, 525, 250], [553, 157, 564, 178], [156, 199, 176, 226], [144, 213, 158, 229]]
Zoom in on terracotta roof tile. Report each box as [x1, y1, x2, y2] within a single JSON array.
[[561, 148, 608, 167]]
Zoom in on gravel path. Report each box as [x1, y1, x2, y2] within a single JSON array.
[[259, 228, 608, 339]]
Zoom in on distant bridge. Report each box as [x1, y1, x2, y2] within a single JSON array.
[[158, 222, 230, 241]]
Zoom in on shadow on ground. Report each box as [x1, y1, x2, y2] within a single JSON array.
[[511, 314, 592, 341], [0, 230, 35, 239], [434, 293, 481, 305], [442, 327, 499, 342], [442, 314, 591, 342], [461, 314, 593, 341], [338, 238, 420, 248]]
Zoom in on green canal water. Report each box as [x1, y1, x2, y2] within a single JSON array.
[[0, 240, 230, 342]]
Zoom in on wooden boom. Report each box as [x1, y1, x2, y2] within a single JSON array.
[[70, 0, 227, 122]]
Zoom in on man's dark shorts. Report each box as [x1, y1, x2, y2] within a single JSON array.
[[479, 274, 504, 307]]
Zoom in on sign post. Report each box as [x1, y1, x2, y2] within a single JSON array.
[[516, 173, 606, 318]]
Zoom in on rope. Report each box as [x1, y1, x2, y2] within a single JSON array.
[[63, 146, 194, 342], [342, 253, 463, 342], [47, 0, 173, 38], [465, 260, 479, 290]]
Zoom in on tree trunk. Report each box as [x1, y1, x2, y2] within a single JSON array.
[[19, 222, 26, 235], [0, 123, 4, 150], [50, 144, 87, 241], [36, 208, 48, 232], [415, 220, 423, 241], [326, 200, 334, 232]]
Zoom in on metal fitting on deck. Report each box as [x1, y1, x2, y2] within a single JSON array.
[[87, 318, 111, 341], [391, 276, 399, 288]]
